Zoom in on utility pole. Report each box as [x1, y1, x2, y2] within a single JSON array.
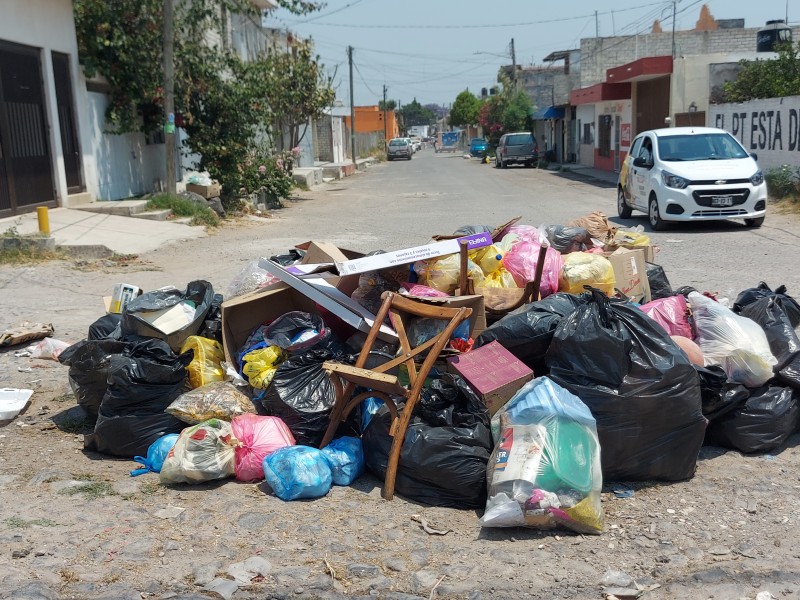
[[382, 84, 388, 147], [510, 38, 516, 88], [595, 10, 599, 37], [671, 0, 677, 59], [348, 46, 356, 165], [163, 0, 176, 196]]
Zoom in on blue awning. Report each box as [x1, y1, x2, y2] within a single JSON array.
[[531, 106, 565, 120]]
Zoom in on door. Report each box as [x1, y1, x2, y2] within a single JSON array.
[[52, 52, 82, 193], [614, 115, 621, 171], [0, 42, 56, 217], [631, 135, 653, 210]]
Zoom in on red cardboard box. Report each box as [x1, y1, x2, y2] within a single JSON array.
[[447, 341, 534, 416]]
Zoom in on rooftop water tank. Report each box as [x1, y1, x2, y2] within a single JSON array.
[[757, 20, 792, 52]]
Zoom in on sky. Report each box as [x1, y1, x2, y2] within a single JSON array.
[[264, 0, 794, 109]]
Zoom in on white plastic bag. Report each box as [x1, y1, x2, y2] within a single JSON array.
[[31, 338, 71, 361], [160, 419, 238, 484], [689, 292, 777, 387]]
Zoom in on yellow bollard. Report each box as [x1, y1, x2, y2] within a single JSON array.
[[37, 207, 50, 236]]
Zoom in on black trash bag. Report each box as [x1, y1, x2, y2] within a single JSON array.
[[58, 339, 130, 420], [88, 314, 122, 341], [270, 248, 305, 266], [263, 311, 333, 354], [259, 349, 352, 447], [734, 282, 800, 327], [121, 280, 214, 351], [645, 262, 674, 300], [362, 373, 492, 509], [740, 296, 800, 365], [544, 225, 593, 254], [694, 364, 747, 421], [676, 286, 698, 299], [351, 252, 404, 316], [198, 293, 224, 343], [705, 382, 800, 453], [475, 293, 587, 374], [85, 339, 192, 458], [546, 288, 706, 481]]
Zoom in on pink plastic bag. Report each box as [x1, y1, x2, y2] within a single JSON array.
[[231, 414, 295, 482], [502, 241, 564, 298], [504, 225, 542, 244], [399, 282, 450, 298], [639, 295, 693, 339]]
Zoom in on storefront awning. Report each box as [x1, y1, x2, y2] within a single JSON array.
[[606, 56, 672, 83], [531, 106, 565, 120]]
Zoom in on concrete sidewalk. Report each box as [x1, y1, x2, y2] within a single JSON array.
[[0, 208, 206, 256], [554, 164, 619, 186]]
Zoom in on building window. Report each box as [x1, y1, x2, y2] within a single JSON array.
[[598, 115, 612, 157], [582, 122, 594, 145]]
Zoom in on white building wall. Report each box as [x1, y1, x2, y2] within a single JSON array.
[[1, 0, 98, 203], [709, 96, 800, 170], [576, 104, 595, 167]]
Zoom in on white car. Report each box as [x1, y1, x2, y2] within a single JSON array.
[[617, 127, 767, 230], [409, 136, 422, 152]]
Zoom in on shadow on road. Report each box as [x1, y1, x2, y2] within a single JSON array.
[[550, 169, 617, 190]]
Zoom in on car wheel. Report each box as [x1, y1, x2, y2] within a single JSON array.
[[745, 216, 765, 227], [648, 194, 666, 231], [494, 154, 501, 169], [617, 186, 633, 218], [501, 159, 508, 169], [387, 156, 392, 161]]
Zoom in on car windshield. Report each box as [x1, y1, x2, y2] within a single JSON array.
[[658, 133, 749, 161], [506, 133, 532, 146], [389, 140, 407, 147], [471, 138, 486, 145]]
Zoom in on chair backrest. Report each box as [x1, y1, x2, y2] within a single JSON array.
[[354, 292, 472, 394]]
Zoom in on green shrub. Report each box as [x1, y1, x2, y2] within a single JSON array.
[[766, 165, 800, 200], [146, 194, 220, 227]]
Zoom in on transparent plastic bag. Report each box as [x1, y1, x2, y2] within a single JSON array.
[[263, 445, 333, 501], [180, 336, 225, 389], [159, 419, 238, 484], [558, 252, 615, 295], [166, 381, 256, 424], [481, 377, 603, 534], [613, 226, 650, 249], [227, 260, 279, 299], [689, 292, 777, 387], [31, 338, 72, 361]]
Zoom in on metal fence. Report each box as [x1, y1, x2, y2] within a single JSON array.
[[344, 128, 386, 159]]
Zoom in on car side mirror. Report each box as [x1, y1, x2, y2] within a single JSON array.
[[750, 152, 758, 161], [633, 156, 649, 168]]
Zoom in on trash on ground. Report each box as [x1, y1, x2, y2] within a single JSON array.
[[0, 322, 55, 347], [0, 388, 34, 421]]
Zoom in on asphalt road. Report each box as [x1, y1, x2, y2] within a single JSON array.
[[287, 148, 800, 299]]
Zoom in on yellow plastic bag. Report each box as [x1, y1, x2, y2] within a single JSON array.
[[242, 345, 285, 389], [559, 252, 615, 295], [181, 336, 225, 389], [614, 228, 650, 248], [415, 254, 484, 294], [475, 267, 518, 289]]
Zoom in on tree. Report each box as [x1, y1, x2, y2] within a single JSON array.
[[448, 90, 481, 128], [378, 99, 397, 111], [424, 103, 447, 120], [722, 41, 800, 102], [399, 98, 436, 127], [477, 77, 532, 144]]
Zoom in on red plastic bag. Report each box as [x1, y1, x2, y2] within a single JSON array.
[[231, 414, 295, 482], [639, 295, 693, 339], [503, 241, 564, 298]]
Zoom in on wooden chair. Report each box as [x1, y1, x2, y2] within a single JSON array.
[[319, 291, 472, 501]]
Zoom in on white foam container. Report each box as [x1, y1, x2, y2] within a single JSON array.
[[0, 388, 33, 420]]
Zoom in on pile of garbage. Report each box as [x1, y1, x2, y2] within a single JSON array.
[[35, 211, 800, 535]]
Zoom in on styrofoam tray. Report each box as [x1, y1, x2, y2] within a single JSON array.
[[0, 388, 33, 420]]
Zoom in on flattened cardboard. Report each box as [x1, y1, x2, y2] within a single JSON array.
[[447, 341, 533, 415]]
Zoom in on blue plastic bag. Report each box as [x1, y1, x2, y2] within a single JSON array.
[[130, 433, 180, 476], [263, 446, 333, 501], [360, 396, 384, 432], [321, 437, 365, 486]]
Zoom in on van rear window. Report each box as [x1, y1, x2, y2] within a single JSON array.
[[506, 133, 532, 145]]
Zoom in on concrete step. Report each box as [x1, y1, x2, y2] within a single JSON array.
[[73, 199, 149, 217], [63, 192, 94, 208], [131, 209, 173, 221]]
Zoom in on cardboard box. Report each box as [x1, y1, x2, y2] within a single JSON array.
[[335, 232, 493, 276], [186, 182, 222, 199], [606, 247, 651, 303], [447, 341, 533, 416]]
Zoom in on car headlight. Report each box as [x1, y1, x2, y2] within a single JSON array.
[[750, 170, 764, 185], [662, 170, 689, 189]]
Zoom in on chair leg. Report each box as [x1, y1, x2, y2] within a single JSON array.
[[319, 375, 346, 448], [382, 403, 415, 501]]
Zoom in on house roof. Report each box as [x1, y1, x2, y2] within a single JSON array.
[[542, 50, 575, 62]]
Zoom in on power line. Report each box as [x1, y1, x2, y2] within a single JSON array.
[[294, 0, 370, 24], [352, 60, 380, 98]]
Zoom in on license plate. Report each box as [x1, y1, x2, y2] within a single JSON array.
[[711, 195, 733, 207]]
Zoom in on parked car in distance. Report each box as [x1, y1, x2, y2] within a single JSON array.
[[469, 138, 488, 158], [617, 127, 767, 230], [495, 132, 539, 168], [409, 136, 422, 152], [387, 138, 412, 161]]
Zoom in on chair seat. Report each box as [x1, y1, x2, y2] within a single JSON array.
[[322, 361, 408, 398]]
